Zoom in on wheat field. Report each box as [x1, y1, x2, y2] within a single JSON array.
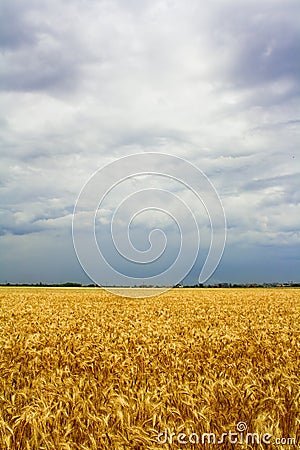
[[0, 287, 299, 449]]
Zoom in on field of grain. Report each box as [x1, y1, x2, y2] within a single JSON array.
[[0, 287, 299, 449]]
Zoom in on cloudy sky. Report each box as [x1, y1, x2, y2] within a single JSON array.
[[0, 0, 299, 285]]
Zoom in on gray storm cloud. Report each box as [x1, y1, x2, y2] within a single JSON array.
[[0, 0, 299, 284]]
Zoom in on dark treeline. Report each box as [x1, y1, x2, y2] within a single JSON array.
[[1, 282, 86, 287], [1, 282, 299, 288]]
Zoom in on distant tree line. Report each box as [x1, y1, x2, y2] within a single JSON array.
[[178, 282, 300, 288], [1, 281, 299, 288]]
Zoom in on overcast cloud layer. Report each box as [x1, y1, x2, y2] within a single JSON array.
[[0, 0, 299, 284]]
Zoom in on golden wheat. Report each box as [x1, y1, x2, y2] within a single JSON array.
[[0, 287, 299, 449]]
